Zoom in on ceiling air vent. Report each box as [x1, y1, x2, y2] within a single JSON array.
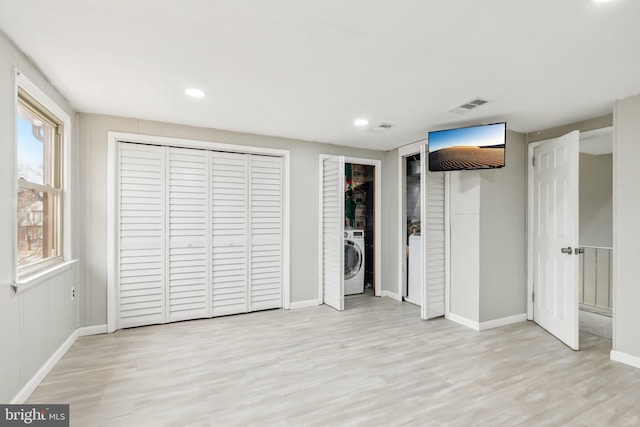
[[375, 122, 393, 129], [447, 97, 489, 114]]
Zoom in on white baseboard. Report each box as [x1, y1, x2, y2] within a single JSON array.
[[289, 299, 320, 309], [611, 350, 640, 369], [381, 290, 402, 301], [77, 324, 108, 336], [403, 296, 421, 307], [447, 312, 480, 331], [11, 329, 79, 404], [447, 313, 528, 332], [11, 323, 109, 403], [479, 313, 527, 331]]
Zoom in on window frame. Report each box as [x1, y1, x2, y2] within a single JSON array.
[[17, 91, 64, 276], [13, 70, 73, 288]]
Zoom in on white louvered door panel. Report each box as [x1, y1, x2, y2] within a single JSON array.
[[211, 152, 249, 316], [167, 148, 210, 322], [249, 155, 283, 311], [422, 171, 446, 319], [322, 156, 345, 311], [118, 143, 166, 328]]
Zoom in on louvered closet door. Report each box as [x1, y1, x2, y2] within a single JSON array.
[[118, 143, 166, 328], [422, 171, 446, 320], [210, 152, 249, 316], [322, 156, 345, 311], [167, 147, 210, 322], [249, 155, 283, 311]]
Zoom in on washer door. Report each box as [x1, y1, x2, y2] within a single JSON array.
[[344, 240, 363, 280]]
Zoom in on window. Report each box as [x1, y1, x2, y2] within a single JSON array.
[[16, 90, 63, 276]]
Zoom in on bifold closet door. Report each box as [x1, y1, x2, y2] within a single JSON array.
[[422, 171, 446, 320], [117, 144, 284, 329], [321, 156, 345, 311], [210, 152, 249, 316], [210, 153, 284, 314], [249, 155, 283, 311], [167, 148, 211, 322], [118, 143, 166, 328]]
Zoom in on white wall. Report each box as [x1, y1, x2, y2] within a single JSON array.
[[78, 113, 392, 326], [449, 172, 481, 322], [0, 32, 79, 403], [613, 95, 640, 360], [479, 131, 527, 322], [448, 130, 527, 324], [579, 153, 613, 248]]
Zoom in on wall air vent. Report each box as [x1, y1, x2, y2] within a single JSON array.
[[447, 97, 489, 114]]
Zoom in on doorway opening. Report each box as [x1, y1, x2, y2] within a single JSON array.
[[404, 154, 421, 305], [578, 128, 613, 344], [397, 142, 449, 320], [319, 155, 381, 311], [344, 163, 375, 298], [527, 126, 614, 350]]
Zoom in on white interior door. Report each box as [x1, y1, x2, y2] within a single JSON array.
[[322, 156, 345, 310], [167, 147, 210, 322], [422, 164, 447, 320], [532, 131, 580, 350]]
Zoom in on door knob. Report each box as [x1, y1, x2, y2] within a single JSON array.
[[561, 246, 573, 255]]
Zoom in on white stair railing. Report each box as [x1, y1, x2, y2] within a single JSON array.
[[578, 246, 613, 316]]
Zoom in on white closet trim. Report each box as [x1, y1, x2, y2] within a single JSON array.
[[108, 132, 290, 157]]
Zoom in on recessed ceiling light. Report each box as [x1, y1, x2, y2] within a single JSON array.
[[354, 118, 369, 127], [185, 88, 206, 98]]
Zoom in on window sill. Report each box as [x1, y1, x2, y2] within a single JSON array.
[[12, 259, 78, 294]]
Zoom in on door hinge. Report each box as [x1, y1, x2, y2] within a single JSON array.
[[532, 290, 535, 303], [532, 156, 535, 167]]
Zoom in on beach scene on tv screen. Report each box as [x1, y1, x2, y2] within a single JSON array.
[[428, 123, 505, 171]]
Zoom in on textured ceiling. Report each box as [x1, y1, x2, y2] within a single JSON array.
[[0, 0, 638, 150]]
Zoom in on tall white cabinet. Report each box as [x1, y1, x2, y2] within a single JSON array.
[[117, 142, 283, 329]]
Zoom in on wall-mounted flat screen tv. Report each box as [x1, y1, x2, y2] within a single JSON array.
[[428, 122, 506, 172]]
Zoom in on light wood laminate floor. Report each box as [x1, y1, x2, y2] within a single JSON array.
[[29, 295, 640, 426]]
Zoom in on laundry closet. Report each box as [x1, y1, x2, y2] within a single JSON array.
[[397, 143, 448, 320], [404, 154, 422, 305], [344, 163, 375, 296]]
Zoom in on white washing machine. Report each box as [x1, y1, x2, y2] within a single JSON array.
[[344, 230, 365, 295]]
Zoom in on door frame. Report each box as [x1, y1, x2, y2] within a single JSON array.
[[107, 132, 291, 332], [318, 155, 382, 303], [397, 141, 423, 302], [527, 140, 541, 320]]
